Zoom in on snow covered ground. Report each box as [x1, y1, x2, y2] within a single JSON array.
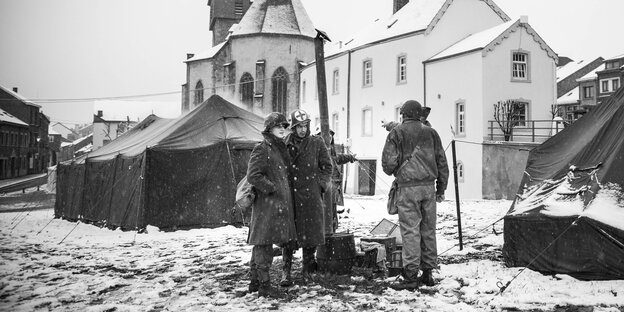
[[1, 191, 623, 311]]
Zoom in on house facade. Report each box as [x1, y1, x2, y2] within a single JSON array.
[[596, 54, 624, 105], [300, 0, 557, 199], [182, 0, 316, 117], [0, 85, 50, 179]]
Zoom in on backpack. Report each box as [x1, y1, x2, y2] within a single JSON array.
[[235, 175, 256, 211]]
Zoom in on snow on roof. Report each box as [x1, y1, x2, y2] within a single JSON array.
[[605, 53, 624, 61], [185, 42, 226, 62], [93, 100, 181, 122], [334, 0, 445, 54], [71, 133, 92, 145], [48, 127, 61, 136], [557, 59, 589, 82], [0, 85, 40, 108], [230, 0, 316, 39], [576, 65, 603, 83], [428, 20, 515, 61], [556, 87, 579, 105], [0, 108, 28, 126]]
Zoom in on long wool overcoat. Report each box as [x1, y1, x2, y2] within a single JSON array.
[[246, 133, 297, 246], [285, 133, 333, 247]]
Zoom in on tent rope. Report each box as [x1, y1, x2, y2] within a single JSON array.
[[485, 215, 581, 305], [438, 215, 505, 256], [59, 221, 81, 244]]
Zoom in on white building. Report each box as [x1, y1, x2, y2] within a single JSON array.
[[300, 0, 557, 199]]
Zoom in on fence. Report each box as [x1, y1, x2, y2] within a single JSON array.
[[487, 119, 569, 143]]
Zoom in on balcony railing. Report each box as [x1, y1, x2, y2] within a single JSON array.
[[487, 119, 569, 143]]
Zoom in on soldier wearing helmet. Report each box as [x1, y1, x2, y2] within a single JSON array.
[[280, 109, 332, 286]]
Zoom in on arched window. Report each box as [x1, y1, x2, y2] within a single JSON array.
[[194, 81, 204, 106], [271, 67, 289, 114], [240, 72, 254, 109]]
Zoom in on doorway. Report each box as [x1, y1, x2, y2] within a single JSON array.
[[357, 159, 376, 195]]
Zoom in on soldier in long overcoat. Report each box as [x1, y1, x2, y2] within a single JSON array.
[[280, 110, 332, 285], [246, 112, 296, 298]]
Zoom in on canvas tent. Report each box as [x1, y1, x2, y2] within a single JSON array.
[[55, 95, 264, 231], [503, 87, 624, 280]]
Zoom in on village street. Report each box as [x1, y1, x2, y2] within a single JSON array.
[[1, 190, 623, 312]]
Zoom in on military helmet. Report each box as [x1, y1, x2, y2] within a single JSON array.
[[289, 110, 311, 129], [400, 100, 423, 118]]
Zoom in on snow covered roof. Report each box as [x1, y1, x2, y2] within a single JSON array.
[[576, 65, 603, 83], [556, 87, 579, 105], [93, 100, 181, 122], [229, 0, 316, 39], [0, 108, 28, 126], [0, 85, 40, 108], [605, 53, 624, 61], [48, 127, 61, 136], [185, 42, 227, 63], [427, 19, 557, 63], [427, 20, 514, 61], [327, 0, 509, 56], [557, 59, 591, 83]]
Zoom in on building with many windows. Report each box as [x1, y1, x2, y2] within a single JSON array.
[[300, 0, 558, 199], [0, 85, 50, 179]]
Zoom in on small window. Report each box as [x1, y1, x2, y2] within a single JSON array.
[[457, 161, 464, 183], [331, 113, 339, 138], [456, 101, 466, 136], [511, 51, 529, 81], [302, 80, 306, 103], [394, 105, 402, 122], [601, 80, 610, 93], [397, 55, 407, 83], [235, 0, 244, 16], [512, 101, 528, 127], [362, 108, 373, 136], [332, 69, 339, 94], [583, 86, 594, 99], [613, 78, 620, 91], [363, 60, 373, 86]]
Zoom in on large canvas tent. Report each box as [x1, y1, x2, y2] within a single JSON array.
[[503, 87, 624, 280], [55, 95, 264, 231]]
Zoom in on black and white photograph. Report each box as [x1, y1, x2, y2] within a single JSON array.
[[1, 0, 623, 311]]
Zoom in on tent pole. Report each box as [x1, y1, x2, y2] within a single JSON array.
[[451, 140, 463, 250]]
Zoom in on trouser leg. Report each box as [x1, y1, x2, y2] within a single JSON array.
[[252, 245, 274, 283], [302, 246, 317, 273], [280, 245, 294, 286], [420, 190, 438, 270], [397, 185, 434, 280]]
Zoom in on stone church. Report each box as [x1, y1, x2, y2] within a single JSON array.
[[182, 0, 316, 116]]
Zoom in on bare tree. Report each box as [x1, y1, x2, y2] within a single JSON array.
[[493, 99, 522, 141]]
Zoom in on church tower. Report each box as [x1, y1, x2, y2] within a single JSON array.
[[209, 0, 251, 47]]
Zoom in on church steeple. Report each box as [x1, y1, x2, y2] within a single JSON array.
[[209, 0, 252, 46]]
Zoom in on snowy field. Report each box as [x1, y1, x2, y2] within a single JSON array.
[[1, 190, 623, 311]]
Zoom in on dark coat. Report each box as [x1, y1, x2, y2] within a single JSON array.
[[246, 133, 297, 246], [285, 133, 333, 247], [330, 150, 355, 206]]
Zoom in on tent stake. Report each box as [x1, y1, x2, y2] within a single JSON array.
[[451, 140, 463, 250]]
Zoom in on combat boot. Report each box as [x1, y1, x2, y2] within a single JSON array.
[[258, 281, 284, 299], [419, 269, 435, 287], [390, 269, 419, 291], [248, 269, 259, 292]]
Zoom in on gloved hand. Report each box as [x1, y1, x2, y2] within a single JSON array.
[[349, 154, 358, 162], [436, 194, 445, 203]]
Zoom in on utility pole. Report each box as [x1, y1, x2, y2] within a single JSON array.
[[314, 29, 334, 234]]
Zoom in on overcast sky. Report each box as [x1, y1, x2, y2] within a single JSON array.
[[1, 0, 622, 125]]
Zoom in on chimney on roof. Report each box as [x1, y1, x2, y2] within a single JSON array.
[[520, 15, 528, 23], [97, 110, 103, 117], [186, 53, 195, 60], [393, 0, 409, 14], [12, 87, 18, 93]]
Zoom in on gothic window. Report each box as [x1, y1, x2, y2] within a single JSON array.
[[240, 72, 254, 108], [194, 80, 204, 106], [271, 67, 289, 114]]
